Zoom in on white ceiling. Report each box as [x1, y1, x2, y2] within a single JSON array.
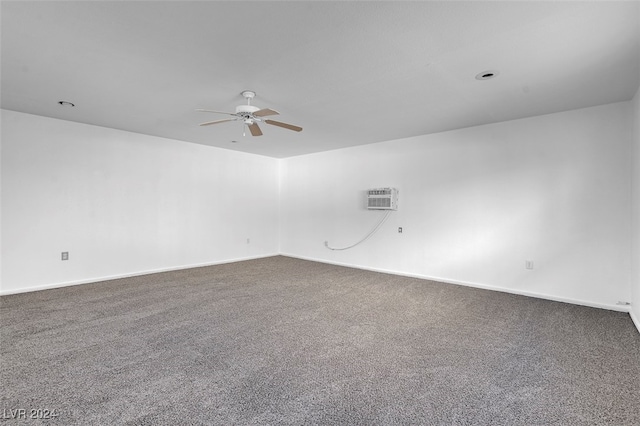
[[2, 1, 639, 158]]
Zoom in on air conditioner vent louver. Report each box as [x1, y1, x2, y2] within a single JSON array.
[[367, 188, 398, 210]]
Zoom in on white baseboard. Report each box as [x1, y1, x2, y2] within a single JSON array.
[[630, 309, 640, 335], [0, 253, 279, 296], [280, 252, 630, 313]]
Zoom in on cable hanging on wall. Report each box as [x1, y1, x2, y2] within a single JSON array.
[[324, 188, 398, 251], [324, 210, 393, 251]]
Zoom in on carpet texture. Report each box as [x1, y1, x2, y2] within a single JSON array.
[[1, 256, 639, 425]]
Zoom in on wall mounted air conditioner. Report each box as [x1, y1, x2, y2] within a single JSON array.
[[367, 188, 398, 210]]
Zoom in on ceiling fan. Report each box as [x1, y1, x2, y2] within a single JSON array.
[[197, 91, 302, 137]]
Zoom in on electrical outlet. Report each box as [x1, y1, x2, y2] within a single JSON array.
[[398, 227, 403, 233], [525, 260, 533, 270], [61, 252, 69, 261], [246, 238, 250, 244]]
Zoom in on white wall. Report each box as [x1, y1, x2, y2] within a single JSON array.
[[3, 101, 636, 321], [1, 110, 280, 294], [280, 102, 633, 311], [632, 89, 640, 329]]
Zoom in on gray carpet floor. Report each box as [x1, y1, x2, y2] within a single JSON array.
[[1, 256, 639, 425]]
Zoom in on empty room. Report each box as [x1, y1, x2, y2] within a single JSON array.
[[1, 1, 639, 424]]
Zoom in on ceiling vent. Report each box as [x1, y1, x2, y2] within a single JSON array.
[[475, 70, 499, 80]]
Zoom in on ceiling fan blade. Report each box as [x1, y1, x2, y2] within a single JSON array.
[[196, 109, 237, 116], [253, 108, 279, 117], [199, 118, 237, 126], [265, 119, 303, 132], [248, 122, 263, 136]]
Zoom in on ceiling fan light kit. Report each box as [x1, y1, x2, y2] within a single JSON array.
[[197, 90, 302, 137]]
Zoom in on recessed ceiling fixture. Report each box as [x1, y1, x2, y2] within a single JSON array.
[[475, 70, 499, 80], [58, 100, 75, 107]]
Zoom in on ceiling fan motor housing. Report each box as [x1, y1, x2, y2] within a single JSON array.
[[236, 105, 259, 115]]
